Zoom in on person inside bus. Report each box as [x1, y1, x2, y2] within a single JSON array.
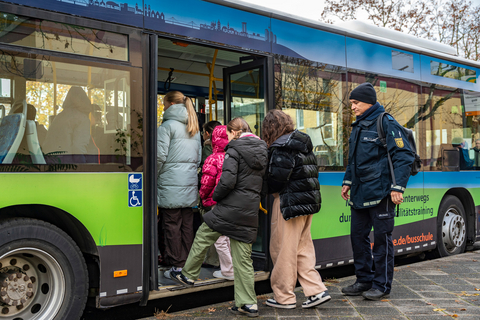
[[198, 120, 222, 268], [262, 109, 331, 309], [169, 117, 267, 318], [452, 137, 473, 170], [199, 125, 234, 280], [341, 83, 415, 300], [472, 139, 480, 169], [157, 91, 201, 279], [42, 86, 93, 163]]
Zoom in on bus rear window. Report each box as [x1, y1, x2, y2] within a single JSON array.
[[0, 12, 128, 61], [430, 61, 476, 83]]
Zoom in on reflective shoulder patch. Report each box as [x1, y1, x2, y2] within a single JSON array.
[[387, 115, 394, 121], [395, 138, 404, 148], [225, 154, 229, 159]]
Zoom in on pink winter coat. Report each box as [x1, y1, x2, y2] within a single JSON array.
[[199, 125, 229, 207]]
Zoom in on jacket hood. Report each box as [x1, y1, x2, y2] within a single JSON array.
[[227, 136, 267, 170], [163, 104, 188, 124], [352, 102, 385, 126], [270, 130, 313, 154], [62, 86, 92, 114], [211, 125, 228, 153]]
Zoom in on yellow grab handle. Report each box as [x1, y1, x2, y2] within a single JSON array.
[[259, 203, 267, 214]]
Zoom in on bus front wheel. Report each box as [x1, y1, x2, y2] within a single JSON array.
[[0, 218, 88, 320], [433, 195, 467, 258]]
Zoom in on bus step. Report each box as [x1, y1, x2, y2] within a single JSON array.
[[167, 278, 226, 291]]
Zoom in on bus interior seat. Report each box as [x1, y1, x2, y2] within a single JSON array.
[[26, 120, 46, 164], [0, 100, 27, 164], [439, 144, 460, 171], [314, 145, 332, 166]]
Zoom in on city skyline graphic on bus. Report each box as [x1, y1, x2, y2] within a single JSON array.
[[5, 0, 348, 66]]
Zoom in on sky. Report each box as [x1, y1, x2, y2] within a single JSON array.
[[241, 0, 480, 23]]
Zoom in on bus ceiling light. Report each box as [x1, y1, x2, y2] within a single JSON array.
[[337, 20, 457, 56]]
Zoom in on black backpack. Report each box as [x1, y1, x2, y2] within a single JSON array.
[[376, 112, 422, 178]]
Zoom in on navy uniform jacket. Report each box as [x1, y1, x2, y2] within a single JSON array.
[[342, 103, 415, 209]]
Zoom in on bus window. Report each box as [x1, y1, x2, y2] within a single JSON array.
[[274, 55, 346, 169], [423, 85, 479, 171], [0, 51, 142, 171], [347, 72, 422, 166], [0, 11, 128, 61]]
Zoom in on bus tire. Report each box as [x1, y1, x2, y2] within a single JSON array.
[[432, 195, 467, 258], [0, 218, 88, 320]]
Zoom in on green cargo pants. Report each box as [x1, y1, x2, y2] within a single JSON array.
[[182, 222, 257, 307]]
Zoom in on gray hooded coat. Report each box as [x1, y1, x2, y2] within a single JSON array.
[[157, 104, 201, 209]]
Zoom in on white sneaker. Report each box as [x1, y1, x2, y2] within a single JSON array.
[[212, 270, 234, 280], [266, 298, 296, 309], [302, 290, 331, 308]]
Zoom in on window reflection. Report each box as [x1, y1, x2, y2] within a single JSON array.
[[275, 55, 345, 169], [0, 12, 128, 61], [430, 61, 476, 83]]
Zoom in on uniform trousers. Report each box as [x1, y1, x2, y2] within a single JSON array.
[[270, 194, 327, 304], [182, 222, 257, 307], [350, 197, 395, 293]]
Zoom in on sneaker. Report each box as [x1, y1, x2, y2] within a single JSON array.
[[229, 304, 259, 317], [266, 298, 296, 309], [169, 270, 194, 288], [362, 288, 390, 300], [212, 270, 234, 280], [302, 290, 331, 308], [163, 267, 181, 279], [341, 282, 372, 296]]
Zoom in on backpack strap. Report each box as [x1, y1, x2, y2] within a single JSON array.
[[376, 112, 397, 187]]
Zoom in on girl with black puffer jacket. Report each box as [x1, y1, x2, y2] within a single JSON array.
[[170, 117, 268, 318], [263, 109, 330, 310]]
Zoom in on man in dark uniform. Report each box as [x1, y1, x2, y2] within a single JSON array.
[[340, 83, 415, 300]]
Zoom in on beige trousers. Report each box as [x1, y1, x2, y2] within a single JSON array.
[[270, 194, 327, 304]]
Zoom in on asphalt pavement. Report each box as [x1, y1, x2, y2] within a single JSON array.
[[139, 250, 480, 320]]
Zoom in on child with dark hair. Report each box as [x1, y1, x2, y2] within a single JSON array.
[[201, 120, 222, 166], [171, 117, 267, 318]]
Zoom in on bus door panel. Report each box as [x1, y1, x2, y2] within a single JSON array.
[[223, 56, 274, 271]]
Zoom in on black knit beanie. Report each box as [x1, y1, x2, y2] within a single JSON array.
[[349, 83, 377, 105]]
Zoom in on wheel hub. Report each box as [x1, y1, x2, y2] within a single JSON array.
[[0, 270, 34, 308], [442, 209, 466, 251]]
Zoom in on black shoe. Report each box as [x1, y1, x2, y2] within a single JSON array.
[[362, 288, 389, 300], [169, 270, 194, 287], [341, 282, 372, 296], [230, 304, 259, 317]]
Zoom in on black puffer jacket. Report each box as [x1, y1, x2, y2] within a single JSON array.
[[267, 130, 321, 220], [203, 135, 268, 244]]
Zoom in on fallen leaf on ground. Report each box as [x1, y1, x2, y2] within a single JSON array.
[[433, 308, 446, 311], [207, 308, 216, 312], [381, 299, 390, 302], [451, 314, 458, 318]]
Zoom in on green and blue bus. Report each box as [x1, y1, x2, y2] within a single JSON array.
[[0, 0, 479, 319]]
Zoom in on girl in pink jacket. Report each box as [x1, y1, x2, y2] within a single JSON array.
[[199, 125, 234, 280]]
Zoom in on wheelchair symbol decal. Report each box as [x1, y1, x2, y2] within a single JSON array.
[[129, 191, 142, 207]]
